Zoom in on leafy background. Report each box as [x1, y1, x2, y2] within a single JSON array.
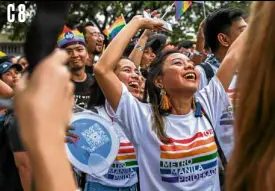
[[0, 1, 252, 44]]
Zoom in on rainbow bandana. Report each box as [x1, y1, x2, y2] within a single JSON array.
[[57, 25, 86, 48]]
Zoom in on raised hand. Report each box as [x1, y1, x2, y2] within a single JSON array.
[[132, 13, 164, 31], [142, 9, 162, 36]]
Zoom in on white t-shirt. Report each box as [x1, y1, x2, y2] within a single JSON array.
[[196, 63, 237, 161], [111, 76, 231, 191], [81, 106, 139, 187], [215, 75, 237, 160]]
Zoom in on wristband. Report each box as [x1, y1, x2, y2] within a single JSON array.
[[135, 44, 145, 52]]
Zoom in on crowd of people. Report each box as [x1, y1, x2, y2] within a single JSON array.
[[0, 1, 274, 191]]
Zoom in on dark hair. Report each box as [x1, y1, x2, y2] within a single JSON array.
[[146, 49, 180, 143], [204, 7, 245, 52], [178, 40, 195, 49], [75, 22, 95, 42], [0, 56, 15, 64], [75, 22, 94, 33], [123, 41, 135, 57]]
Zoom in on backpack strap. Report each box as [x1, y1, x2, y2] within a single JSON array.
[[194, 101, 228, 167], [199, 63, 215, 83], [201, 106, 228, 167]]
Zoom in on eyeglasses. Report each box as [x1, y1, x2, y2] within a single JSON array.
[[90, 32, 105, 40]]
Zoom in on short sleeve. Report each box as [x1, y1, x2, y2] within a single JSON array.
[[5, 114, 25, 152], [195, 65, 208, 93], [111, 83, 152, 145], [197, 76, 231, 129]]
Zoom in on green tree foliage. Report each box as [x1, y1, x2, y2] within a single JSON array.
[[0, 1, 252, 43]]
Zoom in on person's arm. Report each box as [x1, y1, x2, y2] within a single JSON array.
[[13, 152, 32, 191], [192, 19, 206, 65], [5, 113, 32, 191], [128, 30, 150, 68], [217, 29, 247, 91], [94, 15, 163, 111], [0, 80, 13, 98], [128, 10, 160, 68]]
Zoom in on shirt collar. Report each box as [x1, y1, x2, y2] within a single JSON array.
[[204, 54, 220, 68]]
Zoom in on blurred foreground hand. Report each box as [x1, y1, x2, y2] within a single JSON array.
[[14, 49, 74, 149], [13, 49, 76, 191]]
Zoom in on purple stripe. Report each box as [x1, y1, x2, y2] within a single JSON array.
[[162, 176, 179, 183]]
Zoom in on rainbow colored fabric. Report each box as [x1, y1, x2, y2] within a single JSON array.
[[57, 25, 86, 48], [103, 16, 126, 40], [174, 1, 193, 20]]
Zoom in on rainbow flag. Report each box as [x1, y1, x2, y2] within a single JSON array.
[[174, 1, 193, 20], [103, 15, 126, 40]]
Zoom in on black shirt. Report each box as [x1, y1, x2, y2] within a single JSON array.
[[73, 73, 94, 109], [0, 111, 24, 191], [85, 65, 94, 75]]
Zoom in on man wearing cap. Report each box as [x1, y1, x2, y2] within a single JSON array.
[[57, 25, 94, 109], [0, 61, 22, 89], [0, 60, 32, 191]]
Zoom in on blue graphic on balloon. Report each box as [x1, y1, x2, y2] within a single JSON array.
[[67, 118, 112, 165]]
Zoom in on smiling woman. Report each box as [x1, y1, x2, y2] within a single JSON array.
[[94, 12, 245, 191], [114, 58, 141, 99]]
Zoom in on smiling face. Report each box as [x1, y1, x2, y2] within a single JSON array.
[[84, 26, 104, 55], [115, 59, 141, 99], [1, 67, 21, 89], [155, 53, 200, 96], [65, 44, 88, 71], [141, 47, 156, 68]]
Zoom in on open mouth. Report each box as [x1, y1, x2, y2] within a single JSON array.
[[183, 72, 196, 80], [96, 43, 103, 48], [128, 81, 139, 90]]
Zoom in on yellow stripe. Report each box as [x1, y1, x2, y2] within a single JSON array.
[[115, 154, 136, 161]]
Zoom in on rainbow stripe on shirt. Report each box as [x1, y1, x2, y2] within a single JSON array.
[[105, 142, 138, 180], [160, 129, 218, 183]]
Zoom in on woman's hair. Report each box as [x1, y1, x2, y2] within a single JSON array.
[[226, 2, 275, 191], [146, 49, 180, 143]]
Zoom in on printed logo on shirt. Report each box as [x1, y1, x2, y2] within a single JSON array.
[[74, 94, 91, 109], [105, 142, 138, 181], [160, 129, 217, 183], [220, 108, 234, 126]]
